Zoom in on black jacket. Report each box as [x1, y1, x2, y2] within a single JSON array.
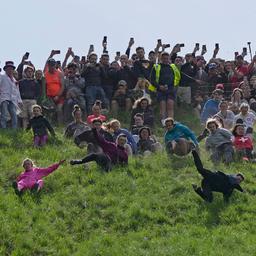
[[27, 115, 55, 136], [19, 79, 40, 100]]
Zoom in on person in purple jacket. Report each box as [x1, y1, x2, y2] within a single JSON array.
[[70, 128, 128, 172]]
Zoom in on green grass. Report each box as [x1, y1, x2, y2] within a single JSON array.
[[1, 109, 256, 255]]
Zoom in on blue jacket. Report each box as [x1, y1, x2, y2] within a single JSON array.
[[164, 123, 198, 145], [113, 128, 138, 154], [200, 99, 219, 124]]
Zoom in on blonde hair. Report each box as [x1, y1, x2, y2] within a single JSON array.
[[32, 104, 42, 112]]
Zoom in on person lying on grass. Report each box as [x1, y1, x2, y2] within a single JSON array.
[[13, 158, 65, 196], [70, 128, 128, 172], [191, 149, 244, 203]]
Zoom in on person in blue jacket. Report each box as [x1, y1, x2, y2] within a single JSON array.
[[164, 117, 199, 156], [200, 89, 223, 124], [108, 119, 137, 155]]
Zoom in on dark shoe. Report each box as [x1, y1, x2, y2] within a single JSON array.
[[70, 160, 81, 165], [12, 181, 22, 196], [192, 184, 198, 191]]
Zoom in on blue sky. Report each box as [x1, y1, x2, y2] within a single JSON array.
[[1, 0, 256, 69]]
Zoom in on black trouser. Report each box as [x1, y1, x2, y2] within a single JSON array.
[[75, 153, 112, 172], [192, 150, 214, 202]]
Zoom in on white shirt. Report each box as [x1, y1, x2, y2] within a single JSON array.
[[0, 73, 22, 106], [234, 111, 256, 129]]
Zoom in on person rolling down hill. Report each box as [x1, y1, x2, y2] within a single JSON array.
[[13, 158, 65, 195], [191, 149, 244, 202], [70, 128, 128, 172]]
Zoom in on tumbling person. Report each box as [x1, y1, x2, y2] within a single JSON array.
[[13, 158, 65, 195], [27, 105, 55, 147], [191, 149, 244, 202], [70, 128, 128, 172]]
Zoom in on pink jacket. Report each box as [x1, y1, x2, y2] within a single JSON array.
[[16, 163, 60, 189]]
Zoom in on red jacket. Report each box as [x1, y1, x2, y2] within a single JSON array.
[[233, 135, 253, 150]]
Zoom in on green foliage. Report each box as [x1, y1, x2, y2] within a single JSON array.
[[0, 116, 256, 255]]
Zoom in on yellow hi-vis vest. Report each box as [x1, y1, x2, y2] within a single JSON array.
[[148, 63, 181, 92]]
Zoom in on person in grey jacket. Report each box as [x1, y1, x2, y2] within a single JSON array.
[[205, 118, 234, 164]]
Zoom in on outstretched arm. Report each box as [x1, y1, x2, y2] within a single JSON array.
[[35, 160, 65, 179]]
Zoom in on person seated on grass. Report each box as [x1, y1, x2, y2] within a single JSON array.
[[130, 97, 154, 128], [13, 158, 65, 196], [111, 80, 132, 116], [70, 128, 128, 172], [107, 119, 137, 155], [26, 104, 56, 148], [232, 123, 254, 162], [191, 149, 244, 203], [234, 103, 256, 138], [86, 100, 107, 126], [64, 105, 90, 138], [131, 113, 145, 144], [137, 127, 162, 156], [205, 118, 234, 165], [129, 77, 151, 102], [164, 117, 198, 156]]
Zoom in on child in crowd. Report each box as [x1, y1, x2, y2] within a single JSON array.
[[232, 123, 254, 161], [27, 104, 55, 148], [13, 158, 65, 195], [86, 100, 106, 125]]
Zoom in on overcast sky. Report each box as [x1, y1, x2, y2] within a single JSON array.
[[1, 0, 256, 69]]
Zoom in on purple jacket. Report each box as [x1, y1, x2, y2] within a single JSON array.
[[93, 129, 128, 165]]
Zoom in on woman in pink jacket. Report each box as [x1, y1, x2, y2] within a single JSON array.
[[13, 158, 65, 195]]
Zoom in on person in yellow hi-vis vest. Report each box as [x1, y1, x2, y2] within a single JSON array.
[[149, 52, 181, 123]]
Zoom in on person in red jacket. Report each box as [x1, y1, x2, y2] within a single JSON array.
[[232, 123, 253, 161], [70, 128, 128, 172]]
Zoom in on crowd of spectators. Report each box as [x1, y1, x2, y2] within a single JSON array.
[[1, 38, 256, 164]]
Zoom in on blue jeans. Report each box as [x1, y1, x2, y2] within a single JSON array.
[[0, 101, 18, 128], [86, 85, 108, 113]]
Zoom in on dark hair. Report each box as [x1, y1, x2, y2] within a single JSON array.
[[161, 51, 169, 57], [67, 63, 77, 69], [72, 104, 81, 117], [232, 123, 245, 136], [101, 53, 109, 58], [92, 118, 103, 124], [134, 113, 144, 120], [139, 126, 151, 138], [136, 47, 144, 52], [149, 51, 155, 55]]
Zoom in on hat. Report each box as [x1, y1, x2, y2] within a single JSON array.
[[47, 58, 56, 66], [215, 83, 224, 90], [118, 80, 127, 86], [3, 61, 16, 70], [208, 63, 217, 69]]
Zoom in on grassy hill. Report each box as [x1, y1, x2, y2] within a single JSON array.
[[1, 108, 256, 256]]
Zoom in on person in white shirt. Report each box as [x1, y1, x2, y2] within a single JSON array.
[[234, 103, 256, 137], [0, 61, 22, 128], [216, 100, 235, 129]]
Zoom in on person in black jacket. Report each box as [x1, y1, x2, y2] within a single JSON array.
[[27, 105, 55, 148], [191, 149, 244, 202]]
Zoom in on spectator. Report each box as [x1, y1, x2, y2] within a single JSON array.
[[108, 119, 137, 154], [150, 52, 181, 121], [111, 80, 132, 116], [81, 52, 108, 113], [229, 88, 247, 114], [205, 118, 234, 164], [131, 113, 144, 136], [63, 63, 86, 123], [232, 123, 254, 161], [87, 100, 107, 125], [137, 126, 162, 156], [44, 55, 65, 124], [200, 89, 223, 124], [18, 65, 40, 128], [234, 103, 256, 137], [130, 77, 151, 102], [215, 100, 235, 129], [0, 61, 22, 128], [64, 105, 90, 138], [130, 97, 154, 128]]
